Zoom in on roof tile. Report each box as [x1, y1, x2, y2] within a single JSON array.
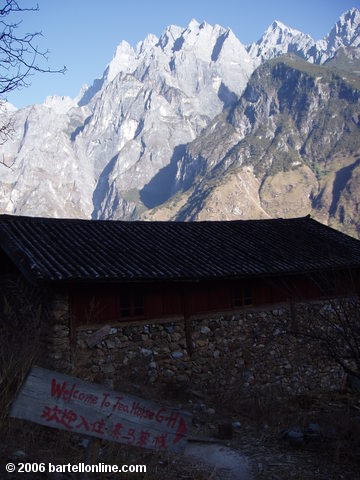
[[0, 214, 359, 283]]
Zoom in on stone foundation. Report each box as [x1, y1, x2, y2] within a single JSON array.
[[53, 300, 345, 398], [45, 293, 72, 372], [0, 277, 348, 402]]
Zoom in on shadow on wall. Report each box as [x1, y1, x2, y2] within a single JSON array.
[[140, 144, 186, 209]]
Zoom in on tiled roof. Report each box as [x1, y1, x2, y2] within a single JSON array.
[[0, 214, 359, 284]]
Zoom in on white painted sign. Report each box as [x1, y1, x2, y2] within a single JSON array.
[[10, 367, 192, 453]]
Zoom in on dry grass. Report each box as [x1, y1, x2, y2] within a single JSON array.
[[216, 383, 360, 473]]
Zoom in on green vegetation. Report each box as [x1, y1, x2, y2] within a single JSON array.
[[313, 161, 329, 181], [118, 188, 148, 217], [143, 53, 360, 237], [266, 53, 360, 90]]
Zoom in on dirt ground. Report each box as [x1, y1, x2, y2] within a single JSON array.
[[1, 389, 360, 480]]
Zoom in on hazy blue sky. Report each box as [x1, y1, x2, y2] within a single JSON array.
[[5, 0, 360, 108]]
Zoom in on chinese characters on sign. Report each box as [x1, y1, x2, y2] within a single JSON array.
[[10, 367, 192, 453]]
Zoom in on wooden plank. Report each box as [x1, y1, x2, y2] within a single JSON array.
[[10, 366, 192, 453], [86, 325, 111, 347]]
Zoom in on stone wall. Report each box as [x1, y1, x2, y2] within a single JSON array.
[[62, 300, 345, 399], [44, 292, 72, 372], [0, 278, 347, 403]]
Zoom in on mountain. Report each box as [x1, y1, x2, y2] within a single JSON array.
[[247, 8, 360, 65], [0, 19, 254, 219], [145, 54, 360, 239], [247, 21, 316, 65], [0, 9, 359, 238]]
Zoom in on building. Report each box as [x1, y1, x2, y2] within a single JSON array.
[[1, 214, 360, 396]]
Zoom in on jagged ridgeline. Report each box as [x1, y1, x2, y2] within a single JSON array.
[[0, 9, 359, 237], [158, 54, 360, 240]]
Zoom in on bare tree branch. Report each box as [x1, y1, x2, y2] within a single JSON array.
[[284, 270, 360, 380], [0, 1, 66, 147]]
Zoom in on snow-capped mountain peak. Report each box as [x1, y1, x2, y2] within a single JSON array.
[[0, 9, 359, 222], [271, 19, 294, 31], [105, 40, 137, 82], [323, 7, 360, 52], [0, 101, 17, 113], [247, 8, 360, 66], [338, 7, 360, 37], [247, 19, 315, 64], [136, 33, 158, 56], [157, 24, 184, 53], [188, 18, 200, 29], [43, 95, 76, 114]]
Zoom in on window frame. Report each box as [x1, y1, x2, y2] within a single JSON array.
[[233, 284, 253, 308], [71, 286, 145, 327]]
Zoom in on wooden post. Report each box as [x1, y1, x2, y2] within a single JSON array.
[[87, 438, 101, 464], [183, 288, 193, 356], [80, 438, 101, 479], [184, 315, 193, 356], [289, 297, 297, 332]]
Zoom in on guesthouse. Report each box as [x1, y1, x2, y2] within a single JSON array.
[[1, 214, 360, 396]]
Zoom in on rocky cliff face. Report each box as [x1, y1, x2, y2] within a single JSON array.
[[0, 19, 255, 219], [145, 55, 360, 238], [0, 9, 359, 237], [247, 8, 360, 65]]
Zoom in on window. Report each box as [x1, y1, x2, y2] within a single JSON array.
[[244, 286, 252, 305], [234, 285, 253, 308], [71, 288, 144, 326], [133, 290, 144, 316], [119, 290, 144, 318], [119, 293, 131, 317]]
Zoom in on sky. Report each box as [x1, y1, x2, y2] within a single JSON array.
[[4, 0, 360, 108]]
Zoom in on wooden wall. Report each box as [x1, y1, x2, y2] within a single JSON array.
[[69, 273, 344, 328]]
